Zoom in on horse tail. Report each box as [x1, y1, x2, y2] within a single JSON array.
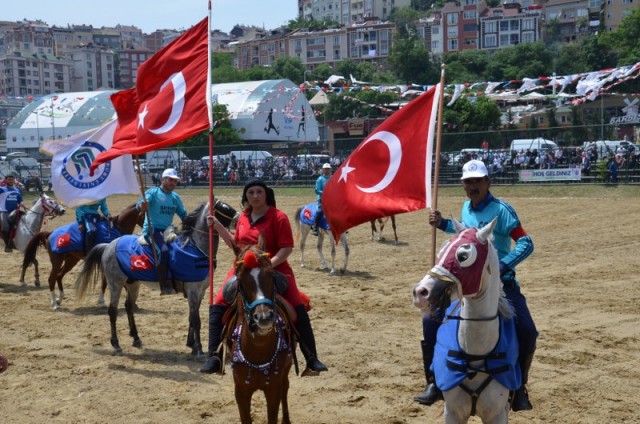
[[74, 243, 108, 303], [294, 207, 303, 242], [22, 231, 50, 271]]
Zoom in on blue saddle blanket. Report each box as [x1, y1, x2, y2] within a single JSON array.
[[50, 221, 122, 254], [299, 203, 329, 231], [433, 300, 521, 391], [114, 235, 209, 282]]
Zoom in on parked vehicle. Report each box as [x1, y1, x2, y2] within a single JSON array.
[[510, 138, 558, 153]]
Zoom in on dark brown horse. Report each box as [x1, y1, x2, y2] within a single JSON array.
[[370, 215, 398, 244], [226, 236, 295, 424], [20, 203, 143, 310]]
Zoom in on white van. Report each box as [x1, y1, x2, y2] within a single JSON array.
[[510, 138, 558, 152]]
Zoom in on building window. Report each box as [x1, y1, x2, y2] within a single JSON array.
[[484, 34, 497, 47], [522, 18, 535, 31], [447, 13, 458, 25], [448, 27, 458, 37], [463, 11, 477, 20], [485, 21, 496, 33], [522, 32, 535, 43], [447, 39, 458, 50]]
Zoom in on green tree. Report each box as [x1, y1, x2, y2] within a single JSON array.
[[441, 96, 502, 149], [212, 65, 243, 83], [271, 56, 306, 83], [602, 8, 640, 65], [388, 36, 438, 84], [242, 65, 276, 82]]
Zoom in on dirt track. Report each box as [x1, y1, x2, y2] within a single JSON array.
[[1, 186, 639, 423]]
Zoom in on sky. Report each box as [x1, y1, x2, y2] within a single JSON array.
[[2, 0, 299, 34]]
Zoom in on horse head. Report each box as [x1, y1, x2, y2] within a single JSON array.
[[213, 198, 240, 231], [37, 193, 65, 217], [413, 218, 498, 317], [234, 234, 276, 335]]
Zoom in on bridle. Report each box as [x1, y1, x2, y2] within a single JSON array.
[[235, 250, 275, 333], [426, 270, 498, 323]]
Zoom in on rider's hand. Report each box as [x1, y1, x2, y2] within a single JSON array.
[[138, 202, 149, 212], [78, 223, 85, 232], [428, 210, 442, 228]]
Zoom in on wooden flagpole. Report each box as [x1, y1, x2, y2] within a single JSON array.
[[134, 155, 159, 274], [430, 64, 446, 266]]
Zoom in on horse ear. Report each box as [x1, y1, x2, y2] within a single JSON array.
[[452, 218, 466, 234], [257, 232, 266, 251], [477, 217, 497, 243]]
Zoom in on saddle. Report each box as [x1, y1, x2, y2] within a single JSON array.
[[114, 235, 209, 282], [51, 220, 121, 254]]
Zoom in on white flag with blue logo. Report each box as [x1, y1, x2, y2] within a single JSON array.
[[40, 119, 140, 207]]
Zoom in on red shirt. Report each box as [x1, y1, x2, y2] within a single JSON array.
[[216, 206, 302, 306]]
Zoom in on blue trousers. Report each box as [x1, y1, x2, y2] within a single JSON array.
[[422, 281, 538, 358]]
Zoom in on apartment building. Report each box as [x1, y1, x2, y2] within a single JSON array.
[[300, 0, 411, 26], [479, 3, 544, 50], [65, 45, 116, 91], [118, 48, 153, 89]]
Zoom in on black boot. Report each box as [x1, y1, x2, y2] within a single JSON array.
[[157, 253, 175, 295], [200, 304, 228, 374], [414, 340, 443, 405], [512, 352, 534, 411], [3, 231, 12, 253], [294, 305, 327, 373]]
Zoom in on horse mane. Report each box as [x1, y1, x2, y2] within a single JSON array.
[[179, 202, 207, 238]]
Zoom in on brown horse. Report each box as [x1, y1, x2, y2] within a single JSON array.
[[20, 203, 143, 310], [226, 236, 295, 424], [370, 215, 398, 244]]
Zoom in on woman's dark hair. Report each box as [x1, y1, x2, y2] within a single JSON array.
[[241, 179, 276, 208]]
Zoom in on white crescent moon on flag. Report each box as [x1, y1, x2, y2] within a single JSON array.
[[149, 72, 186, 135], [356, 131, 402, 193]]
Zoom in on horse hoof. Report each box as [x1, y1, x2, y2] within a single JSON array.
[[34, 281, 41, 287], [113, 348, 123, 356], [132, 340, 143, 349]]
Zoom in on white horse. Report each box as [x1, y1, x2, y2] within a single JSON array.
[[11, 193, 66, 254], [294, 203, 349, 275], [412, 218, 520, 424]]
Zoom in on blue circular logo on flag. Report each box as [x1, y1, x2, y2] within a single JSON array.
[[61, 141, 111, 189]]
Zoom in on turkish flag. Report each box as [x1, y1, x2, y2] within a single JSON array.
[[322, 84, 441, 241], [56, 233, 71, 248], [90, 18, 210, 172], [130, 254, 154, 271]]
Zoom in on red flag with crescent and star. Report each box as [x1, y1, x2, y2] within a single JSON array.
[[90, 18, 210, 173], [322, 84, 441, 241]]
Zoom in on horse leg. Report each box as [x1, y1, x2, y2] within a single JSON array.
[[186, 285, 205, 358], [328, 233, 337, 275], [390, 215, 398, 244], [235, 387, 254, 424], [340, 234, 350, 275], [264, 387, 283, 424], [299, 224, 308, 268], [98, 278, 107, 306], [370, 220, 376, 241], [108, 301, 123, 355], [315, 232, 329, 271], [33, 258, 40, 287], [54, 257, 79, 308], [281, 376, 291, 424], [48, 270, 60, 311], [124, 284, 142, 349]]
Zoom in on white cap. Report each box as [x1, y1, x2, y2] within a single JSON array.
[[162, 168, 180, 180], [322, 163, 331, 169], [460, 160, 488, 180]]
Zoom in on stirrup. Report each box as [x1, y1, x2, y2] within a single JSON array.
[[200, 355, 221, 374], [511, 386, 533, 411]]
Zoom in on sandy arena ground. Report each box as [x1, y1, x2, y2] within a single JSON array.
[[0, 185, 639, 423]]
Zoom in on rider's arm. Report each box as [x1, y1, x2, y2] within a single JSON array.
[[500, 226, 534, 271], [207, 216, 235, 249], [270, 247, 292, 268]]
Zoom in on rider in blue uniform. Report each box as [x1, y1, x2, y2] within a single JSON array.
[[75, 198, 111, 253], [311, 163, 332, 236], [417, 159, 538, 412], [0, 173, 25, 252], [136, 168, 187, 295]]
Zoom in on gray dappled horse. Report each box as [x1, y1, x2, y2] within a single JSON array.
[[74, 200, 238, 358]]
